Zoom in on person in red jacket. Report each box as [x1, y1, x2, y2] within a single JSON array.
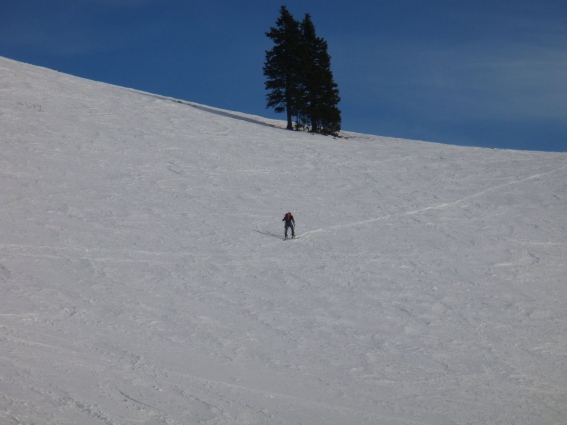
[[282, 212, 295, 239]]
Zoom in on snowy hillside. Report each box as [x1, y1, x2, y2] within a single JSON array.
[[1, 56, 567, 424]]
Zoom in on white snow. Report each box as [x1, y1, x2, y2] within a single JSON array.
[[1, 56, 567, 424]]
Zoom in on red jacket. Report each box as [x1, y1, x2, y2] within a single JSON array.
[[282, 213, 295, 225]]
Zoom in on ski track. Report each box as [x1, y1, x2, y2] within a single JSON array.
[[296, 161, 567, 241], [161, 370, 444, 425]]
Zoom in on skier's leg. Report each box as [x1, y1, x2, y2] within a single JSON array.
[[290, 223, 295, 237]]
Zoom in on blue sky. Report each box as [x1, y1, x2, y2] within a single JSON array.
[[1, 0, 566, 151]]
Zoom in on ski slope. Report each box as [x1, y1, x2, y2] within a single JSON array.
[[1, 56, 567, 424]]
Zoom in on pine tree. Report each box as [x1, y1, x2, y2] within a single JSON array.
[[263, 6, 302, 130], [264, 7, 341, 136], [299, 14, 341, 135]]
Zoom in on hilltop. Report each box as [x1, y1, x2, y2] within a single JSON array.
[[1, 56, 566, 424]]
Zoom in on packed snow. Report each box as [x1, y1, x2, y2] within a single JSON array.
[[1, 56, 567, 424]]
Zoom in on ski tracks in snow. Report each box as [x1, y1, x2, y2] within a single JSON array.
[[296, 161, 567, 241], [406, 161, 567, 215], [0, 243, 207, 266]]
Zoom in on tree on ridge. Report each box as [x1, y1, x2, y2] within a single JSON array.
[[264, 6, 341, 136], [263, 5, 302, 130]]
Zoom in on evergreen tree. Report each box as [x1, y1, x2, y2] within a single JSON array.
[[299, 14, 341, 135], [264, 7, 341, 136], [263, 6, 302, 130]]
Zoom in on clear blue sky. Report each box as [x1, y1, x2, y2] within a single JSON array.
[[2, 0, 566, 151]]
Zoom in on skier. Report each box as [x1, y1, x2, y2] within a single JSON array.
[[282, 212, 295, 239]]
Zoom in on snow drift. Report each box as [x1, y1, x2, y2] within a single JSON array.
[[1, 56, 567, 424]]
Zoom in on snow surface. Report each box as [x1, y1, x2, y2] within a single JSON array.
[[1, 56, 567, 425]]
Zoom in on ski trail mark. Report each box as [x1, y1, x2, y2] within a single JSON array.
[[118, 390, 163, 412], [298, 161, 567, 240], [171, 371, 441, 425], [297, 215, 391, 241], [406, 161, 567, 215]]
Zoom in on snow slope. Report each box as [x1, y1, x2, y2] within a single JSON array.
[[1, 56, 567, 424]]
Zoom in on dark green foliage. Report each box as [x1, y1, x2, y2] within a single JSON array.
[[264, 7, 341, 136], [263, 6, 302, 130], [298, 14, 341, 135]]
